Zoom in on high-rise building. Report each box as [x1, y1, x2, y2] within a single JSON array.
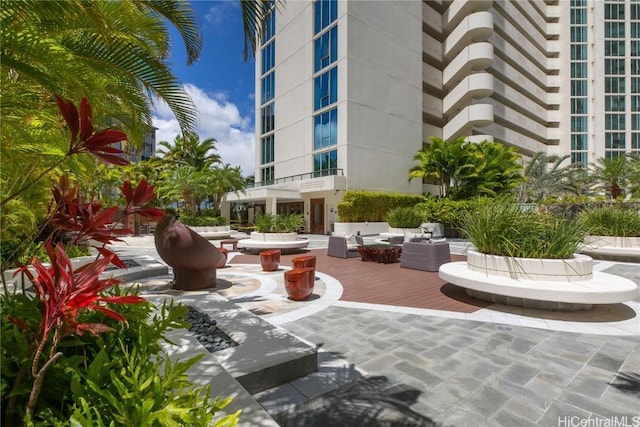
[[226, 0, 639, 235]]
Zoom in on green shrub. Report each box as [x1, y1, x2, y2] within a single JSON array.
[[461, 199, 585, 259], [254, 213, 304, 233], [336, 191, 422, 222], [384, 207, 422, 228], [1, 286, 239, 426], [414, 197, 486, 226], [180, 216, 228, 226], [579, 206, 640, 237]]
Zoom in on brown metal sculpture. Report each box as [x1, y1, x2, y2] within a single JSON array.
[[154, 214, 225, 290]]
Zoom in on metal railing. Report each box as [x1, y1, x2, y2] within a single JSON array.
[[246, 168, 344, 189]]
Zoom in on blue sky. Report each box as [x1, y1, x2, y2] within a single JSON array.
[[152, 1, 257, 175]]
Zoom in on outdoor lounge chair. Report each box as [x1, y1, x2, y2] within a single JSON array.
[[327, 235, 363, 258], [400, 240, 451, 272]]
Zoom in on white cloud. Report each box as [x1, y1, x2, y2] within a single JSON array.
[[152, 83, 255, 176]]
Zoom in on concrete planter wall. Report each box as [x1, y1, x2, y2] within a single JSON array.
[[250, 232, 299, 242], [387, 227, 423, 235], [466, 250, 593, 282], [4, 256, 96, 289], [333, 222, 388, 236], [583, 235, 640, 248]]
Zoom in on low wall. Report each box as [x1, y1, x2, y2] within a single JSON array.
[[333, 222, 388, 236]]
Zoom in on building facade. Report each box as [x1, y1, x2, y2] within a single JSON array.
[[225, 0, 639, 234]]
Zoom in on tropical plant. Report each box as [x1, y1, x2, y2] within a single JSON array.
[[207, 164, 247, 216], [336, 191, 423, 222], [579, 205, 640, 237], [461, 199, 585, 259], [157, 132, 222, 171], [591, 156, 630, 200], [516, 152, 587, 202], [180, 216, 229, 227], [156, 166, 209, 217], [254, 213, 304, 233], [384, 207, 422, 228]]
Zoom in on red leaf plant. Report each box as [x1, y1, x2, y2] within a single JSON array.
[[13, 241, 145, 419]]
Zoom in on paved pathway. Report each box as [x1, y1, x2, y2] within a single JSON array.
[[111, 235, 640, 427]]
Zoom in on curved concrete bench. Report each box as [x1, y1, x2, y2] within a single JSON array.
[[439, 261, 639, 310], [237, 239, 309, 253], [189, 226, 232, 240]]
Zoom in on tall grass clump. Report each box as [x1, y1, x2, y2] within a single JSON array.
[[579, 206, 640, 237], [384, 207, 422, 228], [461, 200, 585, 259]]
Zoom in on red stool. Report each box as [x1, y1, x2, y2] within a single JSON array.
[[292, 255, 316, 288], [284, 267, 314, 301], [216, 247, 228, 268], [260, 249, 281, 271]]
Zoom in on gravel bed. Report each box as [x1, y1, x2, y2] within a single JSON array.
[[185, 306, 238, 353]]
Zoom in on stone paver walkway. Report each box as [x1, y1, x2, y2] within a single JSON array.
[[111, 235, 640, 427]]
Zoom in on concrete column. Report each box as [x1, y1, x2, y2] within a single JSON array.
[[219, 201, 231, 220], [265, 197, 277, 215]]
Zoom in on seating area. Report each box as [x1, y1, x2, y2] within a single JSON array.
[[326, 235, 363, 258]]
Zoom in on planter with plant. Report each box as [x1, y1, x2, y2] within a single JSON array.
[[251, 213, 305, 241], [384, 207, 423, 235], [460, 199, 590, 280], [579, 205, 640, 259]]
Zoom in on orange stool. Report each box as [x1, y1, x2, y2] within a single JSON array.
[[216, 247, 228, 268], [260, 249, 281, 271], [292, 255, 316, 288], [284, 267, 314, 301]]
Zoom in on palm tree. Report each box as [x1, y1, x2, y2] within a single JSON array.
[[591, 156, 629, 199], [157, 132, 222, 171], [409, 136, 475, 197], [516, 152, 586, 202], [156, 166, 209, 216], [207, 164, 247, 215], [458, 141, 523, 199]]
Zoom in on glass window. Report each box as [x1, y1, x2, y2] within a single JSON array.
[[261, 103, 275, 134], [314, 0, 337, 35], [262, 8, 276, 43], [605, 77, 625, 93], [261, 72, 275, 104], [605, 22, 625, 38], [261, 41, 275, 75], [571, 152, 588, 168], [632, 96, 640, 112], [632, 78, 640, 93], [571, 98, 588, 114], [571, 134, 588, 151], [632, 133, 640, 150], [632, 59, 640, 75], [632, 3, 640, 20], [571, 116, 588, 132], [570, 44, 587, 60], [571, 27, 587, 43], [571, 8, 586, 25], [571, 80, 588, 96], [632, 22, 639, 39], [314, 26, 337, 72], [605, 95, 625, 111], [605, 114, 625, 130], [604, 3, 625, 20], [570, 0, 585, 6], [605, 40, 625, 56], [261, 135, 274, 164], [605, 58, 625, 75], [313, 108, 337, 149], [632, 114, 640, 131], [313, 149, 337, 175], [261, 166, 274, 183], [314, 66, 337, 111], [633, 41, 640, 57], [571, 62, 587, 78], [605, 151, 625, 159], [605, 132, 626, 149]]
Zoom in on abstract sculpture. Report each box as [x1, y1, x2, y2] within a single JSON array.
[[154, 214, 225, 290]]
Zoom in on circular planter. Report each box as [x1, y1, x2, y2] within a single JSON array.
[[466, 250, 593, 282], [581, 235, 640, 261], [251, 232, 298, 242]]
